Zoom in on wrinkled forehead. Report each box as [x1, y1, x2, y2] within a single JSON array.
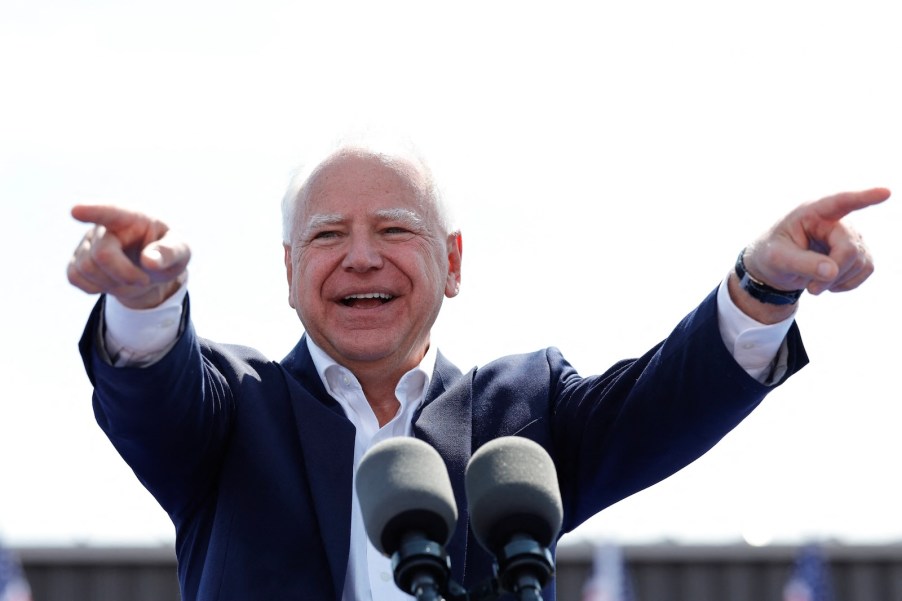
[[283, 143, 450, 244], [309, 149, 428, 201]]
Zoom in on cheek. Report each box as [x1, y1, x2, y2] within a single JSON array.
[[414, 242, 449, 281], [292, 259, 333, 307], [292, 269, 312, 300], [429, 250, 452, 286], [288, 257, 309, 301]]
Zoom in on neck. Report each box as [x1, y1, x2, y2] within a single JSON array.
[[350, 348, 430, 428], [303, 336, 432, 428], [349, 360, 413, 428], [361, 385, 402, 428]]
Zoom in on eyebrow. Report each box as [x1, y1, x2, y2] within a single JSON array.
[[303, 208, 426, 234], [373, 208, 426, 228], [304, 213, 345, 231]]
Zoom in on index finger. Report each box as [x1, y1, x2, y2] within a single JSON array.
[[71, 204, 150, 231], [812, 187, 891, 222]]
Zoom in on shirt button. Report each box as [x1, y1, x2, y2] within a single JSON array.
[[380, 571, 392, 582], [742, 342, 755, 350]]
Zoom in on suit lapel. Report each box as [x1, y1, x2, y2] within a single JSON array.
[[281, 337, 355, 601], [413, 351, 473, 584], [279, 342, 475, 595]]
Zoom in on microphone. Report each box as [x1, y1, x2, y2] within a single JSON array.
[[356, 437, 458, 601], [465, 437, 563, 601]]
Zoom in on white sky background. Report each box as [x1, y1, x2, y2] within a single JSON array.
[[1, 1, 900, 548]]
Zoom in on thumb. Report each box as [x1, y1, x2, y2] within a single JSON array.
[[139, 233, 191, 280], [747, 242, 838, 293], [791, 249, 838, 283], [784, 248, 838, 295]]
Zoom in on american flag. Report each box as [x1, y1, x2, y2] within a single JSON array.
[[581, 543, 635, 601], [783, 544, 834, 601], [0, 545, 32, 601]]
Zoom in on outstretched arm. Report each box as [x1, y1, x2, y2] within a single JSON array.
[[67, 204, 191, 309], [730, 187, 890, 324]]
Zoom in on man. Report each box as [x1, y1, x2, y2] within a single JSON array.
[[68, 140, 888, 601]]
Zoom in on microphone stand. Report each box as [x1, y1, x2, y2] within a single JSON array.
[[494, 535, 554, 601], [390, 533, 554, 601], [391, 531, 451, 601], [391, 538, 500, 601]]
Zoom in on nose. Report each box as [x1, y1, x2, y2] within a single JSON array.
[[341, 233, 383, 272]]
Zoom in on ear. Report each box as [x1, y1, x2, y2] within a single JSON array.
[[444, 232, 463, 298], [283, 243, 296, 309]]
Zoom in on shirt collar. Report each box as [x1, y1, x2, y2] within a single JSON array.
[[304, 336, 436, 416]]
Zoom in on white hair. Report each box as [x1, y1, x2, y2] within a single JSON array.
[[280, 135, 455, 244]]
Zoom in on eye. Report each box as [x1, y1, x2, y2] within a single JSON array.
[[306, 230, 344, 245], [382, 226, 417, 240]]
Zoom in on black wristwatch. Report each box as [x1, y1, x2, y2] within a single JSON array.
[[734, 250, 804, 305]]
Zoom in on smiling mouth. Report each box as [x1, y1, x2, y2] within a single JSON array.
[[341, 292, 395, 308]]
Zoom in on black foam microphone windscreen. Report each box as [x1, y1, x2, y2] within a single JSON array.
[[355, 437, 458, 556], [465, 436, 563, 553]]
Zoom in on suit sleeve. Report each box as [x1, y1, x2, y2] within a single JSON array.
[[546, 286, 808, 532], [79, 295, 239, 525]]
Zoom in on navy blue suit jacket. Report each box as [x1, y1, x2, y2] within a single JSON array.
[[80, 287, 807, 600]]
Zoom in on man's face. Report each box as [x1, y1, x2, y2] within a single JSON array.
[[284, 152, 462, 377]]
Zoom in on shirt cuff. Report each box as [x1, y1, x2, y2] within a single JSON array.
[[102, 281, 188, 367], [716, 274, 796, 384]]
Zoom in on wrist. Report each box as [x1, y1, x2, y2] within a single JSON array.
[[734, 250, 803, 306], [728, 269, 797, 325], [116, 272, 188, 310]]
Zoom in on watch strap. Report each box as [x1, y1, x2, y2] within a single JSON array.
[[735, 250, 804, 305]]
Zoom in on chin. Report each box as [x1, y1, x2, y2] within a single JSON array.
[[333, 339, 398, 363]]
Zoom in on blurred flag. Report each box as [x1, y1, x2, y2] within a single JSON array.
[[582, 543, 635, 601], [0, 545, 32, 601], [783, 544, 834, 601]]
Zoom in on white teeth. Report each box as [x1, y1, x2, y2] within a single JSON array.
[[344, 292, 392, 300]]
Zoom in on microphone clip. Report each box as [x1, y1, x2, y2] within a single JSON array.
[[391, 533, 453, 600], [494, 537, 554, 599]]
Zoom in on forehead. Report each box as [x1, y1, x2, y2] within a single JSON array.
[[303, 152, 428, 213]]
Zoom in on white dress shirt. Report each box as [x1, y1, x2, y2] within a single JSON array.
[[306, 337, 428, 601], [99, 274, 795, 600]]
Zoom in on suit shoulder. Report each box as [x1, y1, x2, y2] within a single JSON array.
[[476, 347, 570, 378], [197, 337, 281, 380], [471, 347, 577, 405], [466, 348, 572, 446]]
